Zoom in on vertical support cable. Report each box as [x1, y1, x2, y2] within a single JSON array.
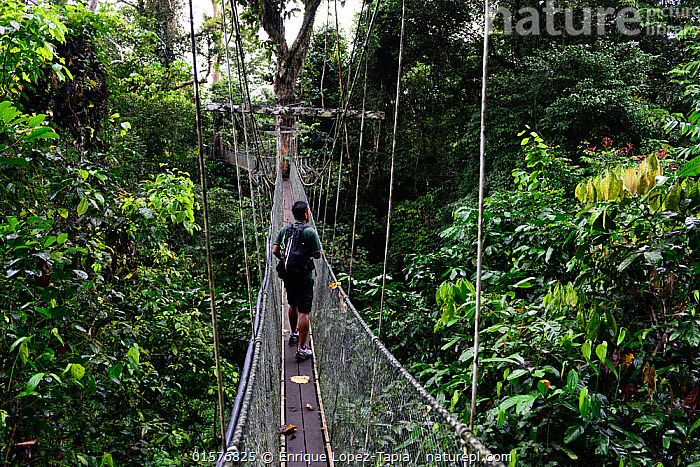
[[219, 0, 256, 338], [188, 0, 226, 447], [470, 0, 490, 433], [330, 0, 350, 259], [348, 51, 370, 298], [229, 1, 263, 283], [377, 0, 405, 340], [365, 0, 405, 451]]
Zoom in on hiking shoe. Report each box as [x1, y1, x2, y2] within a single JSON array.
[[295, 347, 312, 361], [288, 332, 299, 346]]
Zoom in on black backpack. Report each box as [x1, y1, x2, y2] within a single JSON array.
[[277, 223, 315, 279]]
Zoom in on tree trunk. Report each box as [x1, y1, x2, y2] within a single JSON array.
[[243, 0, 323, 177]]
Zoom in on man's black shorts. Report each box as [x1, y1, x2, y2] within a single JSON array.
[[283, 275, 314, 313]]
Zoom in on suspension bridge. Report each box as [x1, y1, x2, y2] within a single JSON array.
[[183, 0, 505, 464], [209, 161, 508, 467]]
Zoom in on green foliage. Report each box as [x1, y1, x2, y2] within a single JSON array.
[[0, 0, 72, 101], [0, 94, 233, 463], [665, 27, 700, 159], [121, 168, 201, 240], [403, 133, 700, 465]]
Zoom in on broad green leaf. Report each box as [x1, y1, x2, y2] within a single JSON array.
[[507, 369, 528, 380], [596, 341, 608, 363], [19, 342, 29, 364], [665, 183, 681, 211], [579, 387, 590, 417], [497, 410, 506, 429], [101, 453, 115, 467], [77, 199, 88, 216], [57, 233, 68, 244], [689, 418, 700, 436], [58, 208, 69, 219], [10, 336, 30, 352], [617, 328, 627, 346], [644, 251, 663, 264], [678, 155, 700, 178], [71, 363, 85, 381], [108, 363, 123, 384], [582, 340, 591, 361], [27, 114, 46, 127], [567, 369, 579, 394], [449, 390, 459, 411], [565, 425, 585, 443], [587, 310, 601, 340], [44, 236, 57, 248], [557, 443, 579, 459], [513, 276, 536, 288], [0, 156, 30, 166], [80, 169, 89, 180], [618, 253, 640, 271], [0, 101, 11, 118], [26, 372, 46, 393], [51, 328, 63, 345], [128, 344, 139, 366], [27, 126, 58, 140]]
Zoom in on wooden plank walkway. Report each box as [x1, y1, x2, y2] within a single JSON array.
[[281, 179, 331, 467]]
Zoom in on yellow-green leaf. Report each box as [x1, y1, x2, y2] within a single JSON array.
[[71, 363, 85, 381], [127, 344, 139, 366], [664, 183, 681, 212], [19, 342, 28, 364], [100, 453, 115, 467], [596, 341, 608, 363], [77, 198, 88, 216]]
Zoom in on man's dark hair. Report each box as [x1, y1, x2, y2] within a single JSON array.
[[292, 201, 309, 221]]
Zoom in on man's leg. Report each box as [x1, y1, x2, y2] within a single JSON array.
[[288, 305, 298, 332], [298, 312, 310, 350]]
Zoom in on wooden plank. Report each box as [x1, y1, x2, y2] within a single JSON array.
[[281, 178, 330, 467], [283, 265, 306, 466], [285, 367, 306, 466], [298, 354, 326, 467], [206, 102, 385, 120]]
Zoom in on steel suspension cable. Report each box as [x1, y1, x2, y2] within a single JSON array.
[[347, 66, 369, 298], [188, 0, 226, 447], [377, 0, 405, 342], [308, 0, 381, 197], [230, 0, 274, 193], [226, 3, 263, 284], [321, 142, 335, 243], [470, 0, 490, 433], [218, 0, 256, 342], [329, 0, 348, 264], [317, 0, 380, 262], [347, 5, 373, 298], [364, 0, 405, 451]]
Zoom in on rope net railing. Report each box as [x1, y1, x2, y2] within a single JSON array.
[[217, 167, 283, 467], [288, 164, 507, 467]]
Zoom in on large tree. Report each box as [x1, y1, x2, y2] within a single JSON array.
[[237, 0, 324, 172]]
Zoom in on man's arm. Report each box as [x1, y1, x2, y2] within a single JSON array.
[[310, 228, 322, 259], [272, 244, 282, 260]]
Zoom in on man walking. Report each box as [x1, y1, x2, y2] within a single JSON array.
[[272, 201, 322, 361]]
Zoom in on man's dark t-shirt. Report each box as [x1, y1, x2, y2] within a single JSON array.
[[274, 220, 322, 280]]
